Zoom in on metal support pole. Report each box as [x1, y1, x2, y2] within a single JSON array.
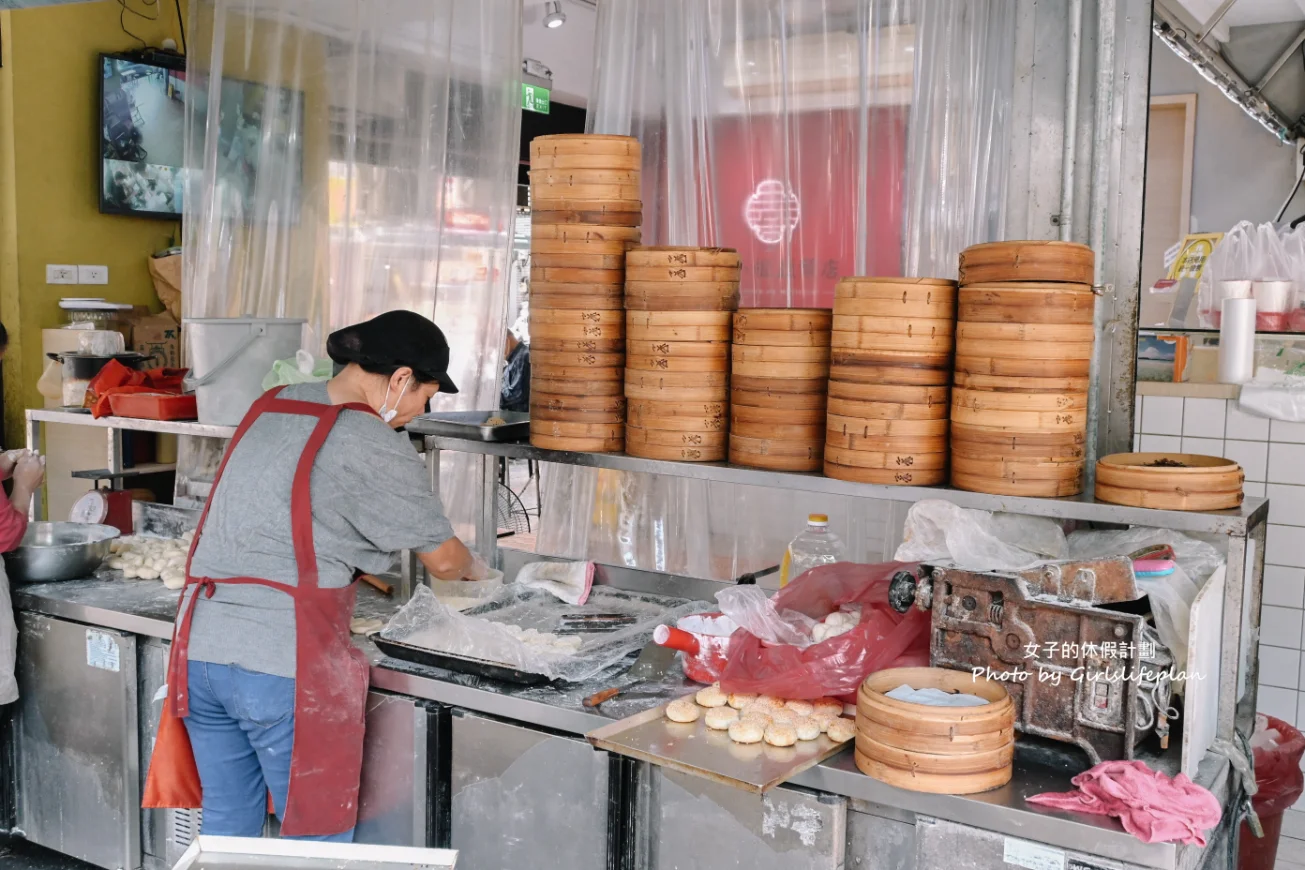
[[477, 454, 499, 566], [1058, 0, 1084, 241], [1254, 26, 1305, 91], [25, 414, 42, 521], [1196, 0, 1239, 44], [1085, 0, 1117, 486]]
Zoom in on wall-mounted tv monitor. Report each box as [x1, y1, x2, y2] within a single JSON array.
[[100, 52, 304, 222]]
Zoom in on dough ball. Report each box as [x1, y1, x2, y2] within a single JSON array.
[[764, 723, 798, 747], [812, 711, 839, 733], [349, 617, 384, 635], [161, 572, 185, 590], [794, 717, 822, 742], [704, 706, 740, 731], [754, 695, 786, 710], [812, 624, 830, 643], [666, 699, 700, 723], [785, 699, 815, 717], [728, 720, 764, 744], [728, 692, 757, 710], [138, 567, 160, 581], [695, 684, 728, 708], [812, 698, 844, 717], [826, 717, 855, 743]]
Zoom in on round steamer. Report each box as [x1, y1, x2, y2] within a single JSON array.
[[628, 324, 732, 342], [831, 315, 955, 337], [731, 375, 828, 392], [836, 276, 957, 302], [732, 361, 830, 380], [952, 388, 1087, 413], [529, 420, 624, 439], [529, 154, 641, 171], [958, 283, 1094, 324], [531, 239, 635, 257], [958, 241, 1094, 286], [625, 339, 729, 358], [832, 331, 953, 354], [531, 307, 625, 326], [626, 355, 729, 373], [951, 454, 1085, 482], [530, 406, 625, 425], [531, 208, 643, 228], [531, 224, 642, 243], [627, 310, 733, 327], [533, 266, 626, 284], [729, 436, 823, 472], [624, 385, 729, 403], [952, 371, 1090, 394], [829, 363, 952, 387], [624, 293, 740, 313], [625, 442, 725, 462], [531, 184, 643, 204], [532, 393, 627, 414], [532, 350, 625, 369], [858, 720, 1015, 756], [531, 322, 625, 340], [955, 322, 1095, 343], [825, 432, 949, 454], [732, 388, 828, 411], [1094, 453, 1245, 511], [626, 399, 727, 418], [530, 433, 624, 453], [953, 338, 1094, 361], [531, 252, 628, 270], [625, 265, 741, 283], [832, 348, 953, 369], [826, 397, 948, 421], [824, 445, 947, 471], [627, 409, 726, 434], [626, 247, 741, 268], [731, 421, 824, 441], [731, 404, 826, 425], [733, 308, 833, 332], [953, 355, 1090, 378], [732, 345, 830, 364], [532, 364, 623, 382], [1093, 484, 1244, 511], [731, 329, 829, 347], [826, 416, 949, 438], [530, 133, 641, 154], [530, 293, 625, 311], [853, 750, 1012, 795], [624, 426, 727, 449], [834, 297, 957, 319], [828, 382, 949, 405], [859, 668, 1014, 733], [951, 471, 1083, 497], [951, 439, 1084, 463], [824, 462, 945, 486], [950, 423, 1085, 449], [531, 337, 625, 354], [855, 733, 1015, 776], [532, 377, 625, 397], [528, 168, 641, 186]]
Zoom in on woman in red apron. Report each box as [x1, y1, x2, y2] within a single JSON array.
[[145, 311, 488, 840]]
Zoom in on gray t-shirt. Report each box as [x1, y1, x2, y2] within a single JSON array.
[[186, 382, 454, 678]]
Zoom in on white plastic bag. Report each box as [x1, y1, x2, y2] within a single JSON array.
[[893, 499, 1067, 571], [714, 585, 816, 649], [1238, 369, 1305, 422], [1199, 221, 1255, 326]]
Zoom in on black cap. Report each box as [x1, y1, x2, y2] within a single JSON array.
[[327, 310, 459, 395]]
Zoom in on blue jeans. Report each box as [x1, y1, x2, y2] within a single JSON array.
[[182, 661, 354, 842]]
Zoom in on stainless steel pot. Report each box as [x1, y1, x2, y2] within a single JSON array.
[[4, 522, 120, 583]]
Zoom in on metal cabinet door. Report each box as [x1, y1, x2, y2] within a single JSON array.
[[450, 710, 610, 870], [356, 691, 448, 848], [15, 612, 140, 870]]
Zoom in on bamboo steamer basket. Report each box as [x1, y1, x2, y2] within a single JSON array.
[[626, 425, 727, 450], [731, 421, 824, 441], [951, 438, 1084, 463], [858, 720, 1015, 755], [731, 388, 828, 411], [955, 322, 1095, 343], [827, 396, 949, 421], [854, 750, 1012, 794], [627, 399, 727, 429], [826, 431, 949, 454], [626, 355, 729, 373], [531, 183, 642, 204], [532, 252, 628, 270], [624, 290, 740, 312], [625, 339, 729, 358], [530, 133, 641, 156], [532, 393, 627, 415], [624, 370, 729, 402], [530, 153, 642, 171], [952, 371, 1090, 394], [531, 307, 625, 326], [833, 297, 957, 319], [732, 359, 829, 379], [836, 277, 956, 303], [533, 266, 626, 284], [531, 364, 623, 382], [953, 355, 1090, 378], [826, 415, 948, 438], [531, 239, 636, 257], [531, 224, 642, 243], [950, 404, 1085, 432], [626, 247, 741, 268], [951, 454, 1085, 482], [825, 462, 945, 486], [530, 420, 625, 441], [531, 207, 643, 227], [829, 362, 952, 387], [953, 337, 1094, 361], [528, 168, 641, 186], [856, 733, 1015, 776], [828, 382, 949, 406], [530, 405, 626, 425], [532, 376, 625, 397], [824, 445, 947, 471], [627, 310, 733, 328], [729, 435, 823, 472], [531, 280, 625, 295], [530, 433, 625, 453], [831, 315, 955, 337], [531, 337, 625, 354], [731, 404, 826, 425], [958, 283, 1094, 324], [733, 308, 833, 333], [951, 423, 1086, 454], [625, 265, 741, 283], [952, 471, 1083, 497], [532, 350, 625, 370], [732, 345, 830, 364], [530, 294, 625, 312], [952, 388, 1087, 413], [1094, 453, 1244, 511], [858, 668, 1014, 734], [831, 348, 953, 370], [531, 321, 625, 340], [627, 323, 732, 342], [731, 375, 828, 392], [625, 442, 726, 462], [958, 241, 1094, 286], [832, 330, 953, 355], [731, 328, 830, 347]]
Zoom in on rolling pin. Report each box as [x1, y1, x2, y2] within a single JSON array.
[[358, 573, 394, 596]]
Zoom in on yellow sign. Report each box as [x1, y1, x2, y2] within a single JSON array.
[[1166, 233, 1225, 282]]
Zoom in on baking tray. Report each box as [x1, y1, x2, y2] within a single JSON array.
[[588, 700, 853, 793], [373, 636, 551, 686], [171, 834, 457, 869], [405, 410, 529, 441]]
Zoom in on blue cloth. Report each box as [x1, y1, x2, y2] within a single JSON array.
[[181, 661, 354, 841]]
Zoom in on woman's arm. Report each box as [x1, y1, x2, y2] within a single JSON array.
[[0, 455, 40, 553], [416, 536, 478, 581]]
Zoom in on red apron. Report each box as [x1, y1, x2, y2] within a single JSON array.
[[143, 387, 379, 837]]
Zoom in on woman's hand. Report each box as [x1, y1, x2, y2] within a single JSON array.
[[0, 452, 17, 482], [463, 551, 492, 581], [13, 454, 45, 492]]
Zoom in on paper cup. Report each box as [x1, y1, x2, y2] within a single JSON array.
[[1253, 279, 1294, 313]]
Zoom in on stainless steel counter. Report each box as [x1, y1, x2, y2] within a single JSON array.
[[12, 577, 1225, 870]]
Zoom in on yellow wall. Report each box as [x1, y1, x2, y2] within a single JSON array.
[[0, 1, 185, 447]]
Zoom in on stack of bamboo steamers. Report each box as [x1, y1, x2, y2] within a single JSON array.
[[623, 247, 741, 461], [951, 241, 1097, 496], [528, 134, 642, 453], [823, 278, 956, 485]]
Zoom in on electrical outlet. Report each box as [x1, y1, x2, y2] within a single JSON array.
[[45, 265, 77, 285], [78, 265, 108, 285]]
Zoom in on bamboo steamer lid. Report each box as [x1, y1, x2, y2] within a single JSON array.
[[532, 392, 627, 414], [532, 376, 625, 397], [626, 355, 729, 373], [958, 240, 1094, 286], [530, 432, 624, 453], [731, 388, 828, 411], [732, 345, 830, 363], [731, 420, 824, 440], [530, 133, 641, 156], [529, 153, 642, 171], [531, 336, 625, 354], [528, 168, 641, 186], [824, 445, 947, 471], [825, 461, 945, 486], [1094, 453, 1244, 510], [531, 307, 624, 326], [730, 375, 828, 392], [825, 430, 949, 453], [626, 324, 732, 342], [731, 359, 830, 379], [531, 207, 643, 227], [531, 239, 636, 256], [532, 363, 623, 381], [953, 355, 1090, 378], [625, 266, 741, 284], [828, 381, 949, 406], [532, 224, 642, 243], [826, 415, 949, 437], [953, 337, 1093, 361], [531, 321, 625, 340], [951, 454, 1085, 482], [832, 331, 954, 354], [952, 388, 1087, 413], [529, 420, 625, 440], [951, 470, 1083, 497], [955, 322, 1095, 343], [625, 441, 726, 462], [625, 339, 729, 358], [949, 404, 1085, 432], [532, 252, 628, 270], [626, 425, 728, 449], [829, 362, 952, 387], [532, 350, 625, 369], [626, 246, 741, 268], [952, 371, 1090, 394], [859, 669, 1014, 730], [731, 328, 829, 348], [733, 308, 832, 332], [530, 294, 626, 311], [627, 310, 733, 328], [731, 404, 826, 425], [834, 296, 957, 319], [624, 290, 740, 312], [831, 315, 955, 338], [827, 396, 949, 421]]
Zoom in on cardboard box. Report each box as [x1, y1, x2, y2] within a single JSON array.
[[131, 312, 181, 369]]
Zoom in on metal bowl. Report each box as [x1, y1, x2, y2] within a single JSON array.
[[4, 522, 120, 583]]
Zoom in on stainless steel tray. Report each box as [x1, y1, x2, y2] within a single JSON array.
[[406, 410, 529, 441], [588, 700, 853, 793], [172, 835, 456, 869]]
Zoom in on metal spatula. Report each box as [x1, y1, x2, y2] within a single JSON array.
[[584, 641, 680, 707]]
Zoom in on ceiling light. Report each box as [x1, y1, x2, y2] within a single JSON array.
[[543, 1, 566, 28]]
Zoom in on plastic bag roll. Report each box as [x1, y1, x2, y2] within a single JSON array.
[[1219, 297, 1256, 384]]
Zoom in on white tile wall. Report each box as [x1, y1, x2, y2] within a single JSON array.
[[1265, 566, 1305, 609], [1140, 434, 1183, 452], [1182, 398, 1226, 437], [1141, 396, 1185, 435], [1226, 440, 1269, 482], [1228, 404, 1271, 440], [1262, 644, 1302, 688]]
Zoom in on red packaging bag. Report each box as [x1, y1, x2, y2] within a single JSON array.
[[718, 561, 930, 701]]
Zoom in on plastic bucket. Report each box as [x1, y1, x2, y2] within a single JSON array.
[[185, 318, 306, 425]]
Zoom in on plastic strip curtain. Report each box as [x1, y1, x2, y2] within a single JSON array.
[[537, 0, 1014, 583], [181, 0, 521, 543]]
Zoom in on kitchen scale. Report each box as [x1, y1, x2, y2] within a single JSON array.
[[70, 485, 135, 534]]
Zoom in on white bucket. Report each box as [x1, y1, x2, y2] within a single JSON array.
[[185, 318, 306, 425]]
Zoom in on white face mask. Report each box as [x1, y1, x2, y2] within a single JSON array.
[[379, 378, 409, 423]]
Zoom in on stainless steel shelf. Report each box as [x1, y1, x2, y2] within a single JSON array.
[[424, 434, 1268, 536], [27, 408, 235, 439]]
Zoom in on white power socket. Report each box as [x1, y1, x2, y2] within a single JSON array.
[[78, 265, 108, 285], [46, 265, 77, 284]]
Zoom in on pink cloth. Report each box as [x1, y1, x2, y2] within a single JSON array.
[[1027, 760, 1222, 846]]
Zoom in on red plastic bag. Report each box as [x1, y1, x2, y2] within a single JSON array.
[[1250, 714, 1305, 817], [718, 561, 930, 701]]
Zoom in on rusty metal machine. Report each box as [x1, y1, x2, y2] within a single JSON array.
[[888, 557, 1176, 764]]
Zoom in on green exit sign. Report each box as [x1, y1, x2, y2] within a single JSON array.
[[523, 83, 550, 114]]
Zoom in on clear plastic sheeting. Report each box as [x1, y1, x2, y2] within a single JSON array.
[[181, 0, 520, 541], [537, 0, 1015, 582], [894, 499, 1068, 571]]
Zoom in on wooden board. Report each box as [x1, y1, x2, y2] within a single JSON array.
[[733, 309, 833, 331], [826, 396, 949, 421], [625, 339, 730, 358], [731, 328, 830, 347], [958, 240, 1094, 286], [531, 224, 642, 243], [626, 247, 741, 268], [825, 462, 945, 486]]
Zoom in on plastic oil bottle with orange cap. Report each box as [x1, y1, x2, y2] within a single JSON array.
[[778, 513, 845, 587]]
